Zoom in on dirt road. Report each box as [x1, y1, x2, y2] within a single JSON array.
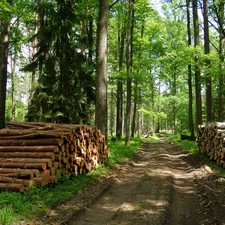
[[39, 138, 225, 225]]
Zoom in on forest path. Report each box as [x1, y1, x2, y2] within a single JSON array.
[[37, 138, 225, 225]]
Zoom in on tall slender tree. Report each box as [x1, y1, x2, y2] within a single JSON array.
[[209, 1, 225, 121], [116, 30, 125, 139], [186, 0, 195, 137], [125, 0, 134, 146], [193, 0, 202, 128], [95, 0, 109, 140], [0, 0, 12, 129], [203, 0, 212, 122]]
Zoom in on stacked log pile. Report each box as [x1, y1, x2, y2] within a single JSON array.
[[197, 122, 225, 168], [0, 122, 109, 192]]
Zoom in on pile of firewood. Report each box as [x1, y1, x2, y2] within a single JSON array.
[[0, 122, 109, 192], [197, 122, 225, 168]]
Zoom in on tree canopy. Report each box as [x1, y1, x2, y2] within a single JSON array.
[[0, 0, 224, 142]]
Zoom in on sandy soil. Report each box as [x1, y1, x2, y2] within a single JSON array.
[[32, 138, 225, 225]]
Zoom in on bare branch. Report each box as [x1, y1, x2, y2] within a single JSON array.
[[109, 0, 121, 10]]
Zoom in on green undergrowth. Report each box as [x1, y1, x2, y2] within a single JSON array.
[[107, 136, 144, 165], [0, 136, 143, 225], [166, 134, 225, 177]]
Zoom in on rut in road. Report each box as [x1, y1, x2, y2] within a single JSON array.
[[66, 139, 209, 225]]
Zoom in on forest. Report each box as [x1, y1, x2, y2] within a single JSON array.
[[0, 0, 224, 145]]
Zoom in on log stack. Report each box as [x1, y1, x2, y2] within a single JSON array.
[[0, 122, 109, 192], [197, 122, 225, 168]]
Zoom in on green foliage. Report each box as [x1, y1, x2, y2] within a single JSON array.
[[5, 98, 26, 122], [108, 137, 143, 165], [0, 205, 14, 225], [138, 108, 167, 120], [22, 0, 96, 124]]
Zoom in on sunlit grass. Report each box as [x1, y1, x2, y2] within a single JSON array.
[[107, 136, 143, 165], [0, 205, 14, 225]]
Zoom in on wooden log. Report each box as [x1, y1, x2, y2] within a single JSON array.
[[49, 175, 58, 184], [23, 179, 35, 188], [0, 121, 109, 192], [7, 121, 83, 131], [0, 182, 24, 192], [0, 145, 59, 153], [213, 122, 225, 129], [7, 121, 56, 129], [0, 162, 47, 170], [0, 152, 55, 161], [0, 168, 40, 177], [0, 172, 32, 179], [0, 138, 63, 146], [50, 167, 55, 176], [53, 162, 59, 169], [0, 176, 25, 186], [0, 131, 67, 140], [54, 153, 62, 161], [0, 158, 53, 168], [33, 172, 50, 186], [33, 177, 47, 187], [61, 168, 69, 175], [0, 128, 63, 136]]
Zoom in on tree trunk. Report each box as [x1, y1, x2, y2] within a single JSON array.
[[186, 0, 195, 138], [172, 73, 177, 133], [125, 0, 134, 146], [0, 0, 12, 129], [10, 53, 16, 121], [217, 2, 225, 121], [193, 0, 202, 129], [131, 81, 137, 138], [28, 0, 41, 108], [81, 9, 87, 55], [116, 31, 125, 139], [88, 19, 93, 65], [218, 37, 225, 121], [95, 0, 109, 141], [203, 0, 212, 122], [110, 90, 114, 136]]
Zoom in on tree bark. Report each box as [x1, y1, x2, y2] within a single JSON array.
[[218, 37, 225, 121], [193, 0, 202, 129], [186, 0, 195, 138], [28, 0, 41, 107], [216, 2, 225, 121], [125, 0, 134, 146], [203, 0, 212, 122], [131, 81, 137, 138], [95, 0, 109, 142], [0, 0, 12, 129], [81, 9, 87, 55], [116, 31, 125, 139], [10, 51, 16, 121]]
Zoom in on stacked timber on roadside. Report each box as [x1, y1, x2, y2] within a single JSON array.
[[197, 122, 225, 168], [0, 122, 109, 192]]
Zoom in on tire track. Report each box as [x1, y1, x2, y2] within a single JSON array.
[[58, 139, 217, 225]]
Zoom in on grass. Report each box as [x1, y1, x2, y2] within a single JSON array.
[[166, 134, 225, 177], [0, 136, 144, 224], [107, 136, 144, 165]]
